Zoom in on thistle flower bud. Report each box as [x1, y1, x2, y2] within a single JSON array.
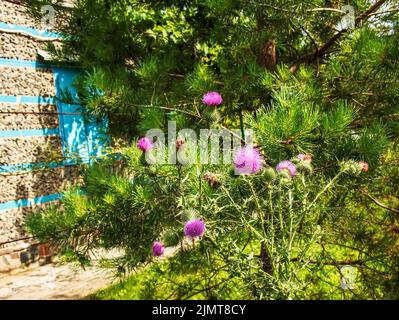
[[234, 146, 264, 175], [303, 161, 313, 174], [176, 138, 185, 150], [152, 241, 165, 257], [137, 137, 153, 152], [204, 108, 221, 124], [184, 219, 206, 238], [297, 153, 312, 162], [359, 161, 369, 172], [204, 171, 221, 188], [263, 166, 276, 182], [163, 230, 181, 247], [202, 91, 223, 107], [276, 160, 296, 177], [296, 161, 313, 174], [341, 160, 362, 175], [278, 169, 292, 183]]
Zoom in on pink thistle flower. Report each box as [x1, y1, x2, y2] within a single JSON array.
[[359, 161, 369, 172], [276, 160, 297, 177], [202, 91, 223, 107], [297, 153, 312, 162], [184, 219, 206, 238], [152, 241, 165, 257], [137, 137, 153, 152], [234, 146, 264, 174]]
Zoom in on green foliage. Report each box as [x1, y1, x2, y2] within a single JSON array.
[[90, 248, 250, 300], [25, 0, 399, 300], [248, 85, 321, 159]]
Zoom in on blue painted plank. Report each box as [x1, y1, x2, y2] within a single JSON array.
[[0, 58, 50, 69], [0, 22, 62, 40], [0, 95, 55, 104], [53, 78, 89, 161], [53, 67, 110, 162], [52, 69, 82, 160], [0, 159, 82, 173], [52, 67, 80, 100], [0, 58, 82, 70], [0, 128, 59, 138], [85, 118, 110, 158], [59, 113, 91, 162], [0, 193, 61, 211]]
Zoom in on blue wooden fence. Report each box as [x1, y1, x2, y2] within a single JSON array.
[[0, 23, 109, 212]]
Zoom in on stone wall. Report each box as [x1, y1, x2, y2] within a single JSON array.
[[0, 0, 72, 31], [0, 33, 48, 60], [0, 0, 38, 28], [0, 136, 63, 164], [0, 67, 55, 96], [0, 103, 59, 130], [0, 166, 80, 203], [0, 0, 80, 272], [0, 202, 57, 272], [0, 203, 55, 246]]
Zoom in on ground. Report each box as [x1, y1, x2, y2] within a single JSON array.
[[0, 246, 178, 300], [0, 262, 115, 300]]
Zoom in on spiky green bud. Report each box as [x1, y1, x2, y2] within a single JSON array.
[[278, 169, 292, 183], [181, 209, 198, 221], [296, 161, 313, 174], [263, 166, 276, 182], [341, 160, 362, 175], [163, 230, 181, 247], [203, 108, 221, 124]]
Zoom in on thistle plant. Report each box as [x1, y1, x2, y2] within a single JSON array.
[[25, 0, 399, 299], [25, 133, 373, 299]]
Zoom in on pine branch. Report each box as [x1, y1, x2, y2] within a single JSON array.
[[290, 257, 363, 266], [289, 0, 388, 73], [360, 189, 399, 214], [168, 73, 224, 86]]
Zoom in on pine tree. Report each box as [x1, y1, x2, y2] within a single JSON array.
[[25, 0, 399, 299]]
